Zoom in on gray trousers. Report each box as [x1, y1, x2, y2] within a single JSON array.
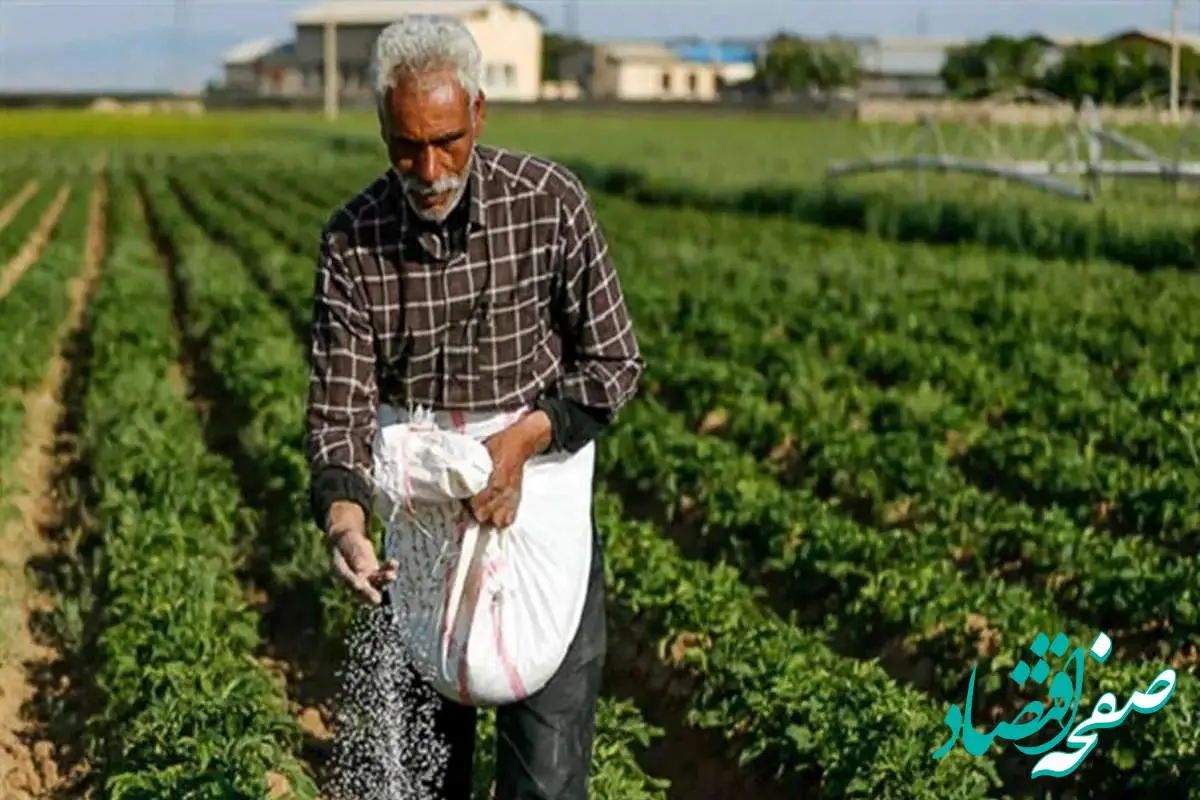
[[400, 521, 607, 799]]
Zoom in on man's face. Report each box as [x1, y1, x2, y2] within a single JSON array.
[[381, 68, 485, 223]]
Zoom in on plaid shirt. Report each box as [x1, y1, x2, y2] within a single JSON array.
[[306, 144, 644, 498]]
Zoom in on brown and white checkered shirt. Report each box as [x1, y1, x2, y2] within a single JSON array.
[[306, 144, 644, 486]]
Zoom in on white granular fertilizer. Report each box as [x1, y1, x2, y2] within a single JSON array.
[[324, 603, 453, 800]]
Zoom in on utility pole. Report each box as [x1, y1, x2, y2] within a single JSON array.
[[1169, 0, 1181, 122], [324, 19, 339, 120], [564, 0, 579, 37]]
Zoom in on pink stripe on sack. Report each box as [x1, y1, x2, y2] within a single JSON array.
[[485, 561, 527, 699], [441, 516, 467, 649], [450, 408, 473, 703], [441, 408, 470, 650]]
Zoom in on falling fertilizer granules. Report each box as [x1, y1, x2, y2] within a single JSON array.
[[324, 603, 452, 800]]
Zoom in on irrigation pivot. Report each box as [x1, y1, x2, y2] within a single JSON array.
[[826, 97, 1200, 202]]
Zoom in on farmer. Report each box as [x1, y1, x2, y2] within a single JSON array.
[[305, 14, 643, 800]]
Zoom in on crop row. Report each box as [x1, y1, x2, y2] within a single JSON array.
[[600, 347, 1200, 793], [553, 159, 1199, 273], [0, 169, 37, 220], [163, 163, 1007, 799], [0, 175, 87, 502], [66, 169, 315, 797], [0, 180, 56, 266], [0, 179, 86, 390], [265, 136, 1197, 272], [181, 156, 1200, 791], [211, 153, 1200, 481], [134, 165, 671, 797], [596, 232, 1197, 637], [202, 158, 1200, 558], [190, 161, 1199, 637]]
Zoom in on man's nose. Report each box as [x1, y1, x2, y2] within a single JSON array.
[[415, 147, 440, 184]]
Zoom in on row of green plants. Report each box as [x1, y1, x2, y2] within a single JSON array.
[[0, 175, 88, 506], [186, 155, 1200, 793], [256, 140, 1199, 273], [0, 178, 56, 266], [0, 179, 87, 391], [198, 160, 1200, 644], [559, 159, 1199, 273], [221, 151, 1200, 472], [136, 164, 672, 797], [179, 152, 1008, 796], [223, 157, 1200, 554], [72, 169, 314, 797], [601, 337, 1200, 794]]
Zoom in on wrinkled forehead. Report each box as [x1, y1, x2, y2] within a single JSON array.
[[388, 69, 467, 109], [382, 68, 471, 135]]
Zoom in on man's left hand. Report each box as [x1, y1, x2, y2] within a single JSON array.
[[468, 411, 552, 528]]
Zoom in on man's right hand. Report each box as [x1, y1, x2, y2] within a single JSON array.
[[327, 500, 398, 606]]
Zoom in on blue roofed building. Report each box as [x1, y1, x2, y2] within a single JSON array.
[[666, 39, 761, 88]]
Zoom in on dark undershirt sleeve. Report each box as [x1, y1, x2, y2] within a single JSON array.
[[535, 394, 612, 454], [310, 464, 374, 533]]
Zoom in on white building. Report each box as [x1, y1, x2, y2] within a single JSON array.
[[221, 0, 544, 102]]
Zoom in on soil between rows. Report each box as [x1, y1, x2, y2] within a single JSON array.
[[0, 165, 107, 798]]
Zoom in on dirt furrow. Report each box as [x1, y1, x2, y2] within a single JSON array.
[[0, 165, 107, 799], [0, 183, 40, 233], [0, 187, 72, 303]]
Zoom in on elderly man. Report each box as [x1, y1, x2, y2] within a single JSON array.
[[305, 14, 643, 800]]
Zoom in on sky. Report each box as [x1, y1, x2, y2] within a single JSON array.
[[0, 0, 1197, 91]]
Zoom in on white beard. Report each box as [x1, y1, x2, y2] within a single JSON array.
[[401, 171, 469, 222]]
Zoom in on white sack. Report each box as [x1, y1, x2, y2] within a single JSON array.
[[372, 404, 594, 707]]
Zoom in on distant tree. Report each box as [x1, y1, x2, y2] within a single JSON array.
[[1038, 40, 1197, 105], [940, 35, 1049, 98], [541, 32, 590, 82], [758, 32, 860, 94]]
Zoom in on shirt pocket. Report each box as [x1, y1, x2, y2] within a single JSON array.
[[474, 265, 551, 390]]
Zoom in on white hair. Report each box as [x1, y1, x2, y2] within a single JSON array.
[[371, 15, 483, 111]]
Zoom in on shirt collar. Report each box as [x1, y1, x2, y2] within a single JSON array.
[[465, 146, 489, 230]]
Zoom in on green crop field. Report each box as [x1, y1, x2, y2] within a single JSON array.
[[0, 108, 1197, 798]]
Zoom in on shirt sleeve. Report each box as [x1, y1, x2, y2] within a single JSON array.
[[535, 394, 611, 454], [553, 180, 644, 416], [306, 228, 377, 529]]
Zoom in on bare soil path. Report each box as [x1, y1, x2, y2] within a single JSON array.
[[0, 163, 107, 798]]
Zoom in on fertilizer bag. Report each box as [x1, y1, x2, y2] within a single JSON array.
[[372, 404, 594, 707]]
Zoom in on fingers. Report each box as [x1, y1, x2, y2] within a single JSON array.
[[368, 559, 399, 587], [467, 488, 518, 528], [332, 546, 392, 606]]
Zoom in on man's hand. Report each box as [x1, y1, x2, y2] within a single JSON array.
[[327, 500, 398, 605], [467, 411, 552, 529]]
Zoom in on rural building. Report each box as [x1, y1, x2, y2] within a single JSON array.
[[854, 36, 962, 97], [219, 0, 543, 103], [668, 40, 760, 87], [554, 38, 758, 101], [582, 41, 722, 101], [221, 38, 300, 97]]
